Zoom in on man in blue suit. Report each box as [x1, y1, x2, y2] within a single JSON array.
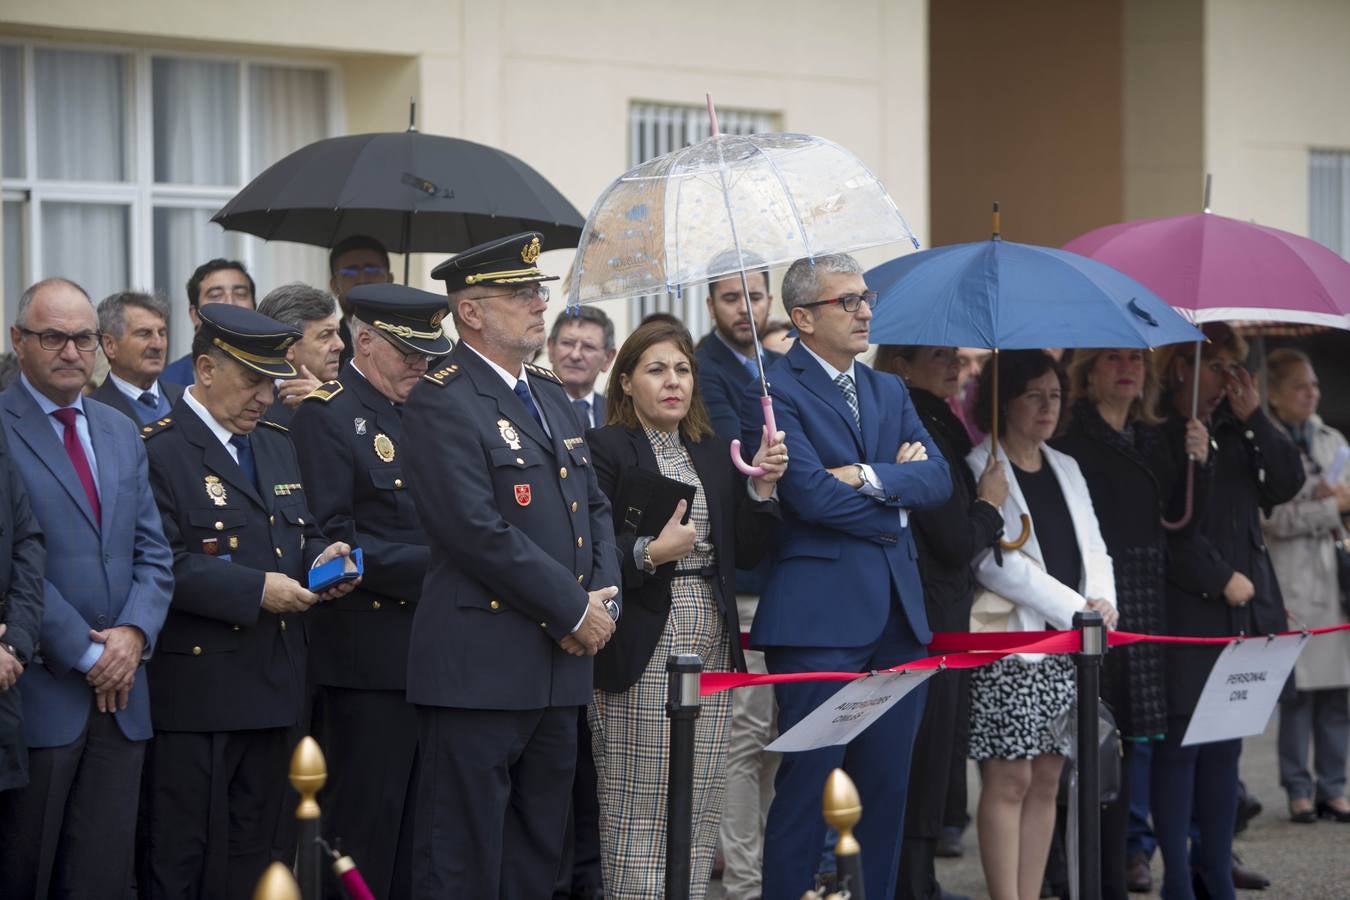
[[0, 277, 174, 898], [745, 254, 951, 899]]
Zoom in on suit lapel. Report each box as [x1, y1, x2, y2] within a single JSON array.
[[87, 408, 121, 538], [787, 343, 863, 453], [685, 436, 726, 556], [351, 369, 402, 443], [3, 387, 100, 531], [457, 347, 551, 452], [855, 366, 884, 459]]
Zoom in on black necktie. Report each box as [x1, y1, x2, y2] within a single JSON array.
[[514, 380, 545, 431], [229, 433, 258, 490], [138, 391, 158, 409]]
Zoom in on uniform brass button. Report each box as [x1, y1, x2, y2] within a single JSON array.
[[372, 600, 382, 610], [570, 501, 578, 513], [394, 478, 403, 488], [232, 625, 241, 632], [275, 547, 284, 558], [399, 600, 407, 607], [280, 619, 287, 631], [540, 621, 548, 629], [576, 537, 584, 548], [192, 645, 202, 656], [516, 458, 525, 465], [490, 599, 501, 610], [269, 515, 276, 525], [560, 467, 568, 479], [582, 456, 588, 464], [214, 521, 224, 531], [298, 517, 305, 525], [577, 574, 584, 583]]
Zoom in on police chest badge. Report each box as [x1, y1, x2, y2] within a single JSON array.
[[514, 484, 532, 506], [204, 474, 227, 507], [498, 418, 521, 451], [373, 433, 395, 463]]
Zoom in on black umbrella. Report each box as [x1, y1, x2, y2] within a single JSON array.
[[212, 111, 583, 281]]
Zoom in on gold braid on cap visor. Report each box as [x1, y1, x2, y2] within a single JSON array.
[[463, 267, 544, 285], [211, 337, 296, 373], [373, 320, 443, 340]]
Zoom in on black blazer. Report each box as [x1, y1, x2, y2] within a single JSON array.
[[586, 424, 779, 692], [89, 377, 183, 424]]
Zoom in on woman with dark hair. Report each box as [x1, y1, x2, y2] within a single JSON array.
[[965, 349, 1117, 900], [1260, 347, 1350, 823], [1052, 347, 1210, 897], [585, 320, 786, 899], [874, 344, 1007, 900], [1149, 323, 1303, 899]]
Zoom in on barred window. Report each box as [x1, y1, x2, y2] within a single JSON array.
[[1309, 149, 1350, 259], [626, 101, 778, 339]]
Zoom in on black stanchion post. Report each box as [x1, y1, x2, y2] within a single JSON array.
[[665, 653, 703, 900], [1074, 609, 1105, 900], [289, 736, 327, 899]]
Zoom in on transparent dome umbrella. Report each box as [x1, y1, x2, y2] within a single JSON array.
[[568, 97, 919, 474]]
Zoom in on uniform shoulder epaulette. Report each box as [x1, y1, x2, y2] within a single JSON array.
[[303, 380, 343, 403], [422, 361, 462, 386], [260, 419, 289, 433], [140, 416, 174, 439], [525, 363, 561, 384]]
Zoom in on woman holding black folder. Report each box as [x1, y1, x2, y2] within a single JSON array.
[[585, 318, 787, 899]]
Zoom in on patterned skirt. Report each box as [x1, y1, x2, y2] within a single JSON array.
[[968, 653, 1077, 760], [588, 573, 732, 900]]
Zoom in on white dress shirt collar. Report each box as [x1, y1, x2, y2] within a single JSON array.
[[107, 371, 161, 405], [799, 340, 857, 383], [183, 385, 242, 461]]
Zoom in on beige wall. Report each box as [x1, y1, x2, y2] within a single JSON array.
[[1203, 0, 1350, 235], [1, 0, 930, 341]]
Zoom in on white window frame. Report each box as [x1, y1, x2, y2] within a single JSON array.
[[1309, 149, 1350, 260], [0, 37, 344, 346]]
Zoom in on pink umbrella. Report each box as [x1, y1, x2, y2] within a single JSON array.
[[1064, 212, 1350, 329], [1065, 204, 1350, 527]]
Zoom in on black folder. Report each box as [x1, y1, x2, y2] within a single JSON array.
[[614, 467, 696, 537]]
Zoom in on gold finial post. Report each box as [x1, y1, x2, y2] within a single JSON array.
[[289, 736, 327, 897], [992, 200, 1001, 241], [252, 862, 301, 900], [822, 768, 866, 897]]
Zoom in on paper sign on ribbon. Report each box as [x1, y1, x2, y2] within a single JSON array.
[[766, 670, 934, 753], [1181, 633, 1308, 747]]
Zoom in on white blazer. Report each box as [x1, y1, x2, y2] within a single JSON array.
[[966, 438, 1116, 642]]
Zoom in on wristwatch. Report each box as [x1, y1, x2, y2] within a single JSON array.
[[604, 598, 620, 621], [635, 536, 656, 574]]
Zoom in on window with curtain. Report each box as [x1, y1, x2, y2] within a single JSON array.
[[0, 41, 336, 355], [1309, 149, 1350, 259], [626, 101, 779, 338]]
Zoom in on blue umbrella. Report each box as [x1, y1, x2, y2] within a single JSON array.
[[866, 239, 1202, 350], [864, 211, 1202, 549]]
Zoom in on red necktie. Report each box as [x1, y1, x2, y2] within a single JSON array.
[[51, 407, 101, 526]]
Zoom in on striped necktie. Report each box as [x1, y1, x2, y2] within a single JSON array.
[[834, 373, 861, 429]]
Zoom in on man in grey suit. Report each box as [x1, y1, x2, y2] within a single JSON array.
[[0, 277, 174, 898], [91, 291, 183, 426]]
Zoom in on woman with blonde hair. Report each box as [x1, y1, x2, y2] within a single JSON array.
[[1261, 347, 1350, 823], [1053, 347, 1209, 897]]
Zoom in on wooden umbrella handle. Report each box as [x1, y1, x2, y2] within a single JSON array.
[[1000, 514, 1032, 550]]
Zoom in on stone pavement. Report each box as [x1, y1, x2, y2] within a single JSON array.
[[707, 714, 1348, 899]]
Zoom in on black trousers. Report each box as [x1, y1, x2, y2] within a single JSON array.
[[413, 705, 577, 900], [553, 705, 604, 899], [317, 686, 419, 900], [0, 696, 145, 899], [140, 727, 290, 900]]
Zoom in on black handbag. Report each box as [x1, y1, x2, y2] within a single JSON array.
[[1335, 535, 1350, 619]]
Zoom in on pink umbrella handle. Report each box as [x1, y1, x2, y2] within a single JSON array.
[[1160, 457, 1195, 531], [730, 396, 777, 477]]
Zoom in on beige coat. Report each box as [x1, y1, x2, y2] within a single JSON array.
[[1262, 415, 1350, 690]]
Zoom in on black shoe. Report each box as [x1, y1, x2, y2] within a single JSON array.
[[935, 825, 964, 858], [1231, 853, 1270, 890], [1126, 851, 1153, 893], [1316, 798, 1350, 822], [1288, 798, 1317, 824], [939, 890, 971, 900], [1234, 792, 1263, 834]]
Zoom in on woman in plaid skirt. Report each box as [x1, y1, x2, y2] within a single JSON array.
[[586, 320, 787, 899]]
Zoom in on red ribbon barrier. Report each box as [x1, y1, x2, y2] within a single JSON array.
[[704, 623, 1350, 696]]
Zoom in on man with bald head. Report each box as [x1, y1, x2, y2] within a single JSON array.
[[0, 278, 174, 898]]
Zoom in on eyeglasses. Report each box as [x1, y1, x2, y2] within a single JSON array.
[[800, 291, 880, 313], [478, 285, 550, 304], [18, 327, 101, 353], [201, 284, 254, 301], [336, 265, 390, 279], [553, 337, 606, 357], [376, 330, 435, 367]]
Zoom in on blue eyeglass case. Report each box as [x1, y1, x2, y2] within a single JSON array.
[[309, 547, 364, 592]]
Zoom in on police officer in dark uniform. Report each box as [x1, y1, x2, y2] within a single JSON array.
[[402, 232, 622, 899], [139, 304, 359, 900], [290, 284, 451, 900]]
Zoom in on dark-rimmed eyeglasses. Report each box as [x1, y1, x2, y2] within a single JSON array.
[[18, 327, 101, 353], [799, 291, 880, 313], [376, 330, 435, 367]]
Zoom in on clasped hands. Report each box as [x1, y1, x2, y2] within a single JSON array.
[[560, 586, 619, 657]]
